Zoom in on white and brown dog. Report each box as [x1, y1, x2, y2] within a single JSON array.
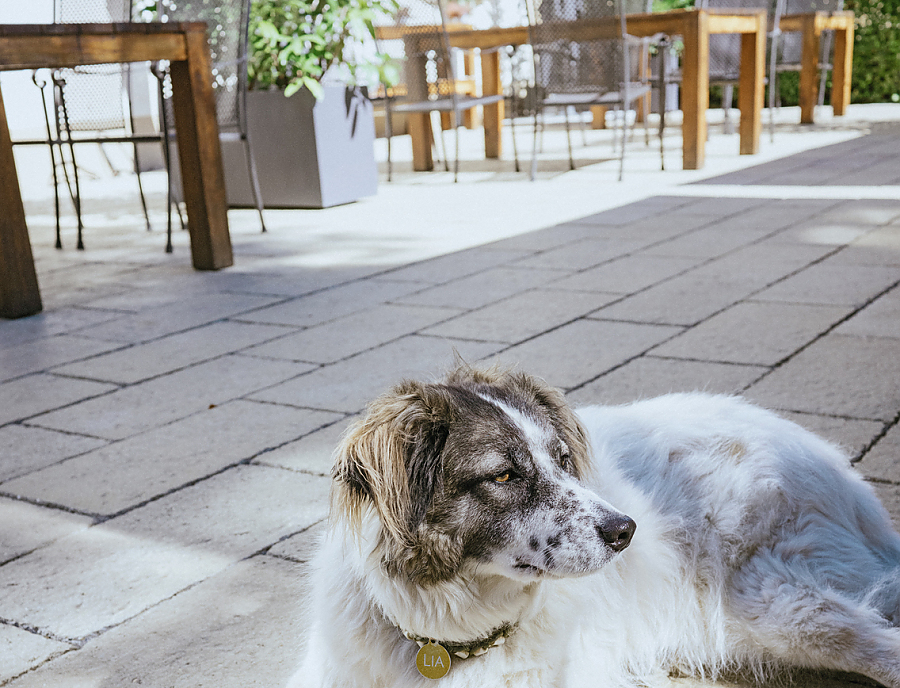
[[289, 365, 900, 688]]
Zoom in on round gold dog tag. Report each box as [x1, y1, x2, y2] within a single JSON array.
[[416, 640, 451, 679]]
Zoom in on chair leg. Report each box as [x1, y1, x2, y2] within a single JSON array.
[[509, 109, 520, 173], [33, 71, 63, 249], [57, 83, 85, 250], [529, 103, 541, 181], [385, 99, 394, 182], [722, 84, 735, 135], [563, 106, 575, 171], [453, 108, 460, 183], [243, 134, 267, 233], [131, 142, 153, 232]]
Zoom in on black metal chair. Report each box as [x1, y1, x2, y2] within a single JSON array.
[[526, 0, 653, 181], [377, 0, 514, 182], [26, 0, 168, 251], [158, 0, 266, 249]]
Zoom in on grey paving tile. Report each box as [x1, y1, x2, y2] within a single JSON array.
[[395, 266, 560, 310], [745, 334, 900, 421], [4, 556, 306, 688], [548, 254, 700, 294], [237, 279, 421, 328], [249, 335, 503, 413], [566, 356, 766, 407], [268, 520, 327, 564], [75, 292, 282, 344], [0, 425, 107, 483], [2, 400, 338, 516], [487, 319, 682, 390], [0, 308, 120, 350], [196, 265, 378, 297], [0, 374, 117, 427], [52, 321, 291, 384], [652, 301, 852, 366], [594, 244, 825, 326], [381, 248, 530, 284], [0, 335, 123, 383], [0, 623, 72, 684], [754, 261, 899, 308], [855, 423, 900, 483], [243, 303, 458, 364], [31, 355, 315, 441], [0, 465, 327, 640], [870, 482, 900, 530], [254, 415, 356, 476], [850, 226, 900, 258], [569, 196, 700, 225], [641, 223, 776, 260], [815, 199, 900, 226], [778, 411, 884, 461], [422, 289, 618, 343], [510, 238, 648, 271], [0, 498, 93, 565], [825, 243, 900, 268], [834, 286, 900, 339]]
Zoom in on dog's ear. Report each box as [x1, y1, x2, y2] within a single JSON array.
[[331, 380, 452, 548], [510, 371, 593, 480]]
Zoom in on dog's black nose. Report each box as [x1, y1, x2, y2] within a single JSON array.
[[598, 515, 636, 552]]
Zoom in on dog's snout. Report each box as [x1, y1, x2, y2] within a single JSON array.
[[598, 515, 636, 552]]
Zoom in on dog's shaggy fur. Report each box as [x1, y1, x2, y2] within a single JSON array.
[[289, 366, 900, 688]]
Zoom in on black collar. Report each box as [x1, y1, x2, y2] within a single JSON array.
[[399, 622, 517, 659]]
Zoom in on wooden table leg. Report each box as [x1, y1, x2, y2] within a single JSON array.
[[169, 26, 233, 270], [0, 79, 42, 319], [681, 11, 709, 170], [408, 113, 434, 171], [481, 49, 502, 159], [831, 22, 854, 116], [738, 12, 765, 155], [799, 14, 820, 124]]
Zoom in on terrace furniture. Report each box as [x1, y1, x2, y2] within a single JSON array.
[[377, 0, 512, 182], [22, 0, 168, 252], [526, 0, 654, 181], [158, 0, 266, 242], [386, 7, 768, 172], [0, 21, 233, 319]]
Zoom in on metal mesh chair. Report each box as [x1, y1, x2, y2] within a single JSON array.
[[377, 0, 511, 182], [526, 0, 653, 181], [695, 0, 772, 135], [158, 0, 266, 244], [771, 0, 844, 109], [30, 0, 168, 251]]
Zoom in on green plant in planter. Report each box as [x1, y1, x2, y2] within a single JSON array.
[[247, 0, 401, 99]]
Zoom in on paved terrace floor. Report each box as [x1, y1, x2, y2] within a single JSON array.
[[2, 103, 900, 687]]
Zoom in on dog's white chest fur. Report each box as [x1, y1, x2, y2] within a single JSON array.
[[289, 370, 900, 688]]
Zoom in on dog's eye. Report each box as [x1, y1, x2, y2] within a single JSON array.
[[493, 472, 511, 483], [560, 451, 571, 471]]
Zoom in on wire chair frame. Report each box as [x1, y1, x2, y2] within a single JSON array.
[[157, 0, 267, 241], [377, 0, 511, 182], [29, 0, 166, 251], [526, 0, 652, 181], [771, 0, 844, 108]]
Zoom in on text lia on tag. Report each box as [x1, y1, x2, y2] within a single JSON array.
[[416, 640, 451, 679]]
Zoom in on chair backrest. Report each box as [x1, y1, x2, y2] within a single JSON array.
[[383, 0, 462, 104], [697, 0, 772, 82], [527, 0, 648, 96], [773, 0, 844, 65], [52, 0, 135, 132], [158, 0, 252, 131]]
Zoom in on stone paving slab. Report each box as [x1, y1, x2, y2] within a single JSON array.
[[2, 401, 338, 516], [0, 374, 117, 427], [0, 498, 92, 564], [0, 425, 106, 483], [31, 355, 316, 441], [745, 334, 900, 422]]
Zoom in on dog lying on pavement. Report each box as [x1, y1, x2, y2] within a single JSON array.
[[289, 365, 900, 688]]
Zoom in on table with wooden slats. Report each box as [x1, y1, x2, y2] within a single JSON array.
[[0, 22, 233, 319]]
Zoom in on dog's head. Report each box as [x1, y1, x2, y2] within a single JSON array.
[[332, 365, 636, 586]]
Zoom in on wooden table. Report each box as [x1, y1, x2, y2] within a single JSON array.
[[388, 9, 767, 174], [777, 10, 854, 124], [0, 22, 233, 319]]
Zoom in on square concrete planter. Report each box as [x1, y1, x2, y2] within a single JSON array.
[[223, 85, 378, 209]]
